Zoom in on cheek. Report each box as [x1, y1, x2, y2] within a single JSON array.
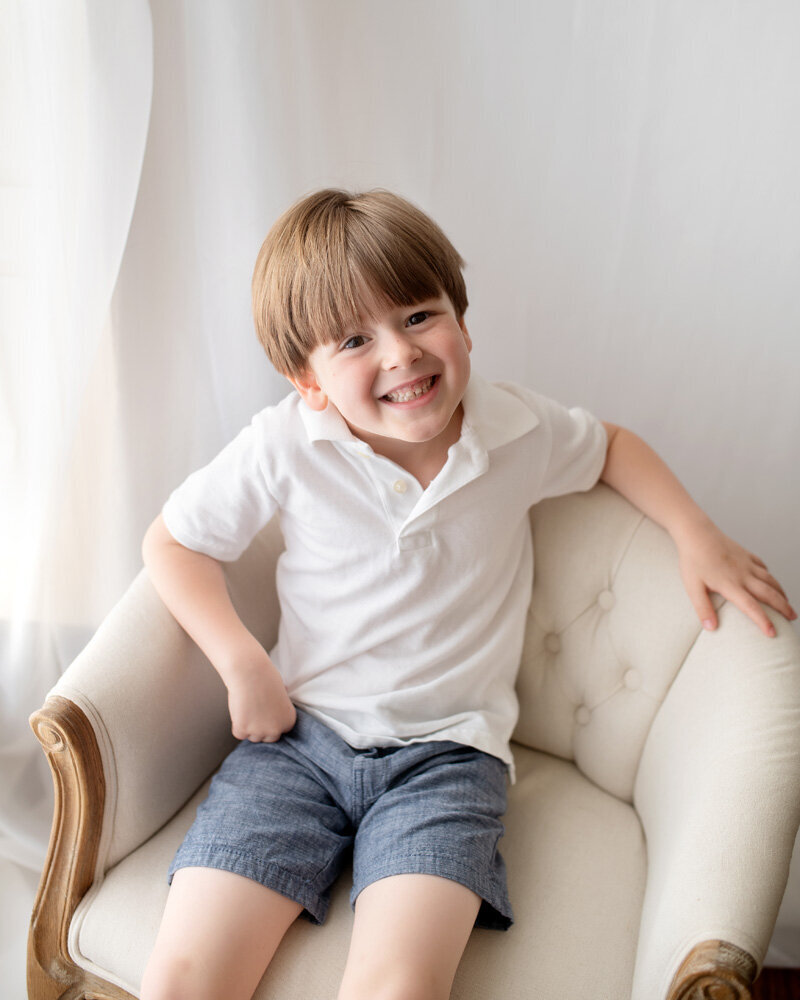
[[449, 340, 471, 371]]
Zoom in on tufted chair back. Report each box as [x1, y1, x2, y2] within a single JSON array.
[[515, 483, 706, 803]]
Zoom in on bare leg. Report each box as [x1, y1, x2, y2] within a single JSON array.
[[337, 874, 482, 1000], [140, 867, 303, 1000]]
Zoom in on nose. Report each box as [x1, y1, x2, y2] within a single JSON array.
[[380, 330, 423, 370]]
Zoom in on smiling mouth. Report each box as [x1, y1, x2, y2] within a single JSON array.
[[381, 374, 438, 403]]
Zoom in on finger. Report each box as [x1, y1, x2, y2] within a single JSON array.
[[751, 566, 790, 603], [723, 588, 777, 637], [766, 576, 797, 621], [745, 577, 797, 622], [684, 576, 718, 631]]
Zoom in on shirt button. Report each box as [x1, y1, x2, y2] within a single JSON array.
[[393, 479, 408, 494], [597, 589, 615, 612]]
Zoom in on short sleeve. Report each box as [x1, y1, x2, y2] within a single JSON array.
[[162, 417, 277, 562], [538, 400, 608, 499]]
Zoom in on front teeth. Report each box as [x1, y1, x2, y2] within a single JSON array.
[[384, 376, 435, 403]]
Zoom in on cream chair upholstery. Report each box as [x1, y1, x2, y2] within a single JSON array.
[[28, 484, 800, 1000]]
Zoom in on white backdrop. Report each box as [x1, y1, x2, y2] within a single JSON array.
[[3, 0, 800, 992]]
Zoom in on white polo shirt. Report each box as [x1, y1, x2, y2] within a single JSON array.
[[163, 374, 607, 777]]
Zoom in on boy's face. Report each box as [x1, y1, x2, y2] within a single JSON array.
[[290, 293, 472, 463]]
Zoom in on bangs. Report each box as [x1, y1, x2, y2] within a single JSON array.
[[306, 218, 452, 340]]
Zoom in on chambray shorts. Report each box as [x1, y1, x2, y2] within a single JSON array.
[[169, 708, 513, 929]]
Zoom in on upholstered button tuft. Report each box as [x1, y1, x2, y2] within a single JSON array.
[[544, 633, 561, 654], [393, 479, 408, 494], [623, 669, 641, 691], [574, 705, 591, 726], [597, 589, 615, 611]]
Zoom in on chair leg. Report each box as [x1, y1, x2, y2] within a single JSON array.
[[667, 939, 758, 1000]]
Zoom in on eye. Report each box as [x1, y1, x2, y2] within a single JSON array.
[[407, 311, 430, 326], [341, 334, 368, 350]]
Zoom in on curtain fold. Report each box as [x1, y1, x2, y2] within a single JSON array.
[[0, 0, 153, 869]]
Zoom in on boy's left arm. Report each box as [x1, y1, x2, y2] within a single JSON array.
[[600, 423, 797, 637]]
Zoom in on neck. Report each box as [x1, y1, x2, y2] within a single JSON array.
[[355, 406, 464, 489]]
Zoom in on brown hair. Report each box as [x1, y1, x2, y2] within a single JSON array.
[[251, 188, 468, 376]]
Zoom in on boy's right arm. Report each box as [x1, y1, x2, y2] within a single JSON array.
[[142, 514, 296, 742]]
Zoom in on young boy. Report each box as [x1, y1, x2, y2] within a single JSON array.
[[140, 188, 795, 1000]]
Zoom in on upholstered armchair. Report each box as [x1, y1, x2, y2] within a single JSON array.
[[28, 483, 800, 1000]]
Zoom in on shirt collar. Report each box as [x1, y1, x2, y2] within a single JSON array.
[[461, 373, 539, 450], [297, 394, 357, 444], [295, 372, 539, 450]]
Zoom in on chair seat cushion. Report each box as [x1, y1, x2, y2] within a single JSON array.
[[69, 745, 647, 999]]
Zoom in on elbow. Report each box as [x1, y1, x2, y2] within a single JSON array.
[[142, 513, 169, 568], [601, 421, 621, 448], [600, 422, 621, 482], [141, 519, 156, 568]]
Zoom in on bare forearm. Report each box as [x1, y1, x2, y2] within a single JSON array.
[[142, 514, 260, 680], [142, 514, 297, 741], [599, 424, 711, 541]]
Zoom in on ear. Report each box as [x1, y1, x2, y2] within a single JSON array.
[[289, 368, 329, 411], [458, 316, 473, 354]]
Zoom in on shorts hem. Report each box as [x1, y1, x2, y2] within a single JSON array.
[[168, 845, 329, 924], [350, 851, 513, 931]]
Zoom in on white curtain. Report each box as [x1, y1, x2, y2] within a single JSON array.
[[3, 1, 799, 990], [1, 2, 153, 990]]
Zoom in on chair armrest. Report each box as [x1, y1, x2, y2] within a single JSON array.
[[41, 518, 284, 873], [28, 696, 137, 1000], [28, 520, 283, 999], [665, 940, 757, 1000], [44, 570, 233, 874], [632, 605, 800, 1000]]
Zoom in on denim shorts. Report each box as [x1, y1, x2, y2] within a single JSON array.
[[169, 707, 513, 929]]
